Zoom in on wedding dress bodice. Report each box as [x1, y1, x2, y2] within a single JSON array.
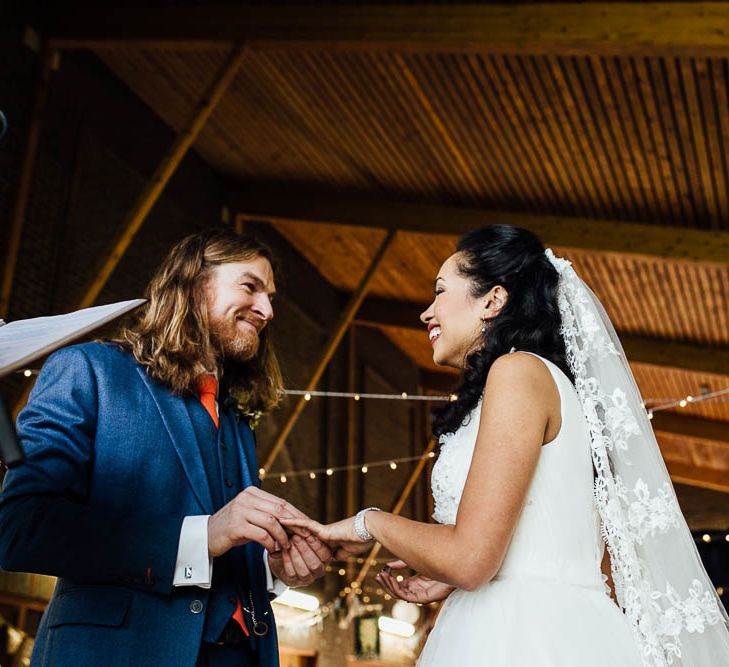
[[430, 351, 605, 588]]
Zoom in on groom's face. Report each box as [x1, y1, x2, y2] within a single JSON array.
[[203, 256, 276, 362]]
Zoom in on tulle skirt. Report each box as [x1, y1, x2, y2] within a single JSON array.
[[418, 576, 643, 666]]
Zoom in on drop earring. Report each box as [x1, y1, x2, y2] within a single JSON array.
[[481, 320, 487, 333]]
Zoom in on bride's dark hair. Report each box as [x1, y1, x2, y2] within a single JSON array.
[[432, 224, 574, 437]]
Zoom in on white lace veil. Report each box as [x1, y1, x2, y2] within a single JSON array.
[[545, 249, 729, 666]]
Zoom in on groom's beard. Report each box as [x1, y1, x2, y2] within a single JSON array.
[[208, 313, 260, 362]]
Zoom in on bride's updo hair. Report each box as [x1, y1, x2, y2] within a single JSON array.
[[432, 224, 574, 437]]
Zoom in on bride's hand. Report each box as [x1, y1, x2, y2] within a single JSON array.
[[280, 516, 373, 556], [376, 560, 455, 604]]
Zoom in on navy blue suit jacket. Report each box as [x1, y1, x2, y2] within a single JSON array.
[[0, 343, 279, 666]]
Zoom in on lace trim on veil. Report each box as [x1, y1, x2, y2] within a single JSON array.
[[546, 249, 725, 666]]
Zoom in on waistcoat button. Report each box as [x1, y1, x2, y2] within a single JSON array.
[[190, 599, 204, 614]]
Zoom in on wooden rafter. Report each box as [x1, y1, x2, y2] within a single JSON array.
[[74, 43, 248, 310], [235, 195, 729, 265], [261, 231, 396, 474], [651, 412, 729, 446], [11, 44, 248, 418], [665, 461, 729, 494], [42, 4, 729, 59]]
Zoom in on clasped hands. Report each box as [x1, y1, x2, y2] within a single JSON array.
[[207, 490, 454, 601], [207, 486, 332, 588], [280, 514, 456, 605]]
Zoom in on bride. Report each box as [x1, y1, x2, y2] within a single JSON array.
[[284, 225, 729, 666]]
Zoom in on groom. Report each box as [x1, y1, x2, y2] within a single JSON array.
[[0, 229, 331, 666]]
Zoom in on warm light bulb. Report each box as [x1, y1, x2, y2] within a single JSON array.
[[326, 468, 334, 476], [304, 392, 312, 401], [361, 466, 368, 473], [702, 534, 712, 543], [679, 399, 688, 408], [378, 616, 414, 637], [354, 394, 360, 401], [272, 589, 320, 612], [401, 392, 408, 399], [647, 412, 654, 420], [390, 462, 397, 470], [309, 471, 317, 480], [280, 475, 287, 483], [338, 568, 346, 576], [258, 468, 266, 478], [23, 369, 32, 377]]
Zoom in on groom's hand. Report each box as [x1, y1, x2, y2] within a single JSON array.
[[208, 487, 294, 557], [268, 532, 333, 587], [268, 499, 333, 587]]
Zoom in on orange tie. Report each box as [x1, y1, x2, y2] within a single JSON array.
[[196, 374, 249, 637], [197, 374, 219, 429]]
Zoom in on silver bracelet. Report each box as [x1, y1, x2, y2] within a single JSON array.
[[354, 507, 381, 542]]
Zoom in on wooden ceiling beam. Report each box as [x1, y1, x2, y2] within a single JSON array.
[[41, 4, 729, 58], [355, 296, 729, 376], [235, 194, 729, 265], [652, 412, 729, 446], [664, 461, 729, 494], [261, 231, 396, 474]]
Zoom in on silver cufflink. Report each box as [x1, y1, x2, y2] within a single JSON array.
[[185, 567, 193, 579]]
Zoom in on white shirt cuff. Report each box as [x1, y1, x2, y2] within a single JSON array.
[[263, 550, 289, 598], [173, 515, 213, 588]]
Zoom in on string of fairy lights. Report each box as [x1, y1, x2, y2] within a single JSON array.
[[18, 367, 729, 420], [287, 385, 729, 418], [643, 386, 729, 420], [253, 382, 729, 481], [262, 452, 436, 482]]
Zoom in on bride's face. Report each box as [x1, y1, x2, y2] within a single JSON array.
[[420, 253, 487, 369]]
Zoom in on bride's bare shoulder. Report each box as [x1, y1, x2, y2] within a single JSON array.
[[484, 351, 560, 423], [488, 350, 554, 384]]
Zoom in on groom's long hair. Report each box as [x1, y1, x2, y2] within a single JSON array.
[[114, 228, 284, 415]]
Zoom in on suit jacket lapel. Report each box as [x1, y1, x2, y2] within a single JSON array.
[[136, 366, 215, 514], [223, 406, 258, 490]]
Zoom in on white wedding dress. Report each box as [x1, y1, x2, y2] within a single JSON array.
[[419, 352, 643, 666]]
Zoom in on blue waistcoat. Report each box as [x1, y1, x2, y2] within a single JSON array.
[[186, 397, 263, 645]]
